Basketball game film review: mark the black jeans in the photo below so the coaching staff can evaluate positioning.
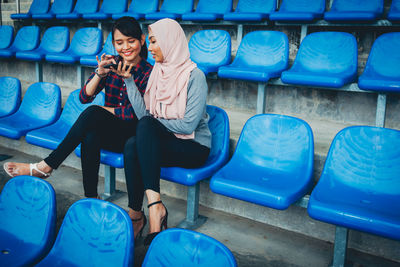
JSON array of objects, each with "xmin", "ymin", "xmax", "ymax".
[
  {"xmin": 124, "ymin": 116, "xmax": 210, "ymax": 211},
  {"xmin": 44, "ymin": 105, "xmax": 137, "ymax": 197}
]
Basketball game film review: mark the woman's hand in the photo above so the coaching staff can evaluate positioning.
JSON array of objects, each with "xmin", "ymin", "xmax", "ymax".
[
  {"xmin": 95, "ymin": 53, "xmax": 115, "ymax": 77},
  {"xmin": 111, "ymin": 61, "xmax": 134, "ymax": 79}
]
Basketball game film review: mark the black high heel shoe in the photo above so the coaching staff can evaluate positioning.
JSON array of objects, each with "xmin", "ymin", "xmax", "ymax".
[
  {"xmin": 132, "ymin": 210, "xmax": 147, "ymax": 240},
  {"xmin": 144, "ymin": 200, "xmax": 168, "ymax": 246}
]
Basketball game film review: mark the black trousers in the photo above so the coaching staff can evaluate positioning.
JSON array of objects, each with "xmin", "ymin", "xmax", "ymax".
[
  {"xmin": 44, "ymin": 105, "xmax": 137, "ymax": 197},
  {"xmin": 123, "ymin": 116, "xmax": 210, "ymax": 211}
]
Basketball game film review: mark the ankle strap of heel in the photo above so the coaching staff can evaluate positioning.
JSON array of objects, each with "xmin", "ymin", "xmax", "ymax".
[{"xmin": 147, "ymin": 200, "xmax": 162, "ymax": 209}]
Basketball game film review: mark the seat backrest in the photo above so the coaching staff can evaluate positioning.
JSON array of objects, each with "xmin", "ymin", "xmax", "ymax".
[
  {"xmin": 18, "ymin": 82, "xmax": 61, "ymax": 123},
  {"xmin": 70, "ymin": 27, "xmax": 102, "ymax": 56},
  {"xmin": 0, "ymin": 77, "xmax": 21, "ymax": 117},
  {"xmin": 28, "ymin": 0, "xmax": 51, "ymax": 14},
  {"xmin": 0, "ymin": 176, "xmax": 56, "ymax": 259},
  {"xmin": 99, "ymin": 0, "xmax": 127, "ymax": 13},
  {"xmin": 279, "ymin": 0, "xmax": 325, "ymax": 13},
  {"xmin": 292, "ymin": 32, "xmax": 357, "ymax": 75},
  {"xmin": 204, "ymin": 105, "xmax": 230, "ymax": 168},
  {"xmin": 40, "ymin": 26, "xmax": 69, "ymax": 53},
  {"xmin": 195, "ymin": 0, "xmax": 232, "ymax": 13},
  {"xmin": 160, "ymin": 0, "xmax": 194, "ymax": 14},
  {"xmin": 0, "ymin": 25, "xmax": 14, "ymax": 49},
  {"xmin": 231, "ymin": 114, "xmax": 314, "ymax": 177},
  {"xmin": 128, "ymin": 0, "xmax": 159, "ymax": 14},
  {"xmin": 390, "ymin": 0, "xmax": 400, "ymax": 13},
  {"xmin": 189, "ymin": 30, "xmax": 231, "ymax": 70},
  {"xmin": 49, "ymin": 0, "xmax": 75, "ymax": 14},
  {"xmin": 235, "ymin": 0, "xmax": 276, "ymax": 13},
  {"xmin": 37, "ymin": 199, "xmax": 134, "ymax": 267},
  {"xmin": 320, "ymin": 126, "xmax": 400, "ymax": 196},
  {"xmin": 102, "ymin": 32, "xmax": 117, "ymax": 56},
  {"xmin": 12, "ymin": 26, "xmax": 40, "ymax": 51},
  {"xmin": 330, "ymin": 0, "xmax": 383, "ymax": 13},
  {"xmin": 362, "ymin": 32, "xmax": 400, "ymax": 79},
  {"xmin": 234, "ymin": 31, "xmax": 288, "ymax": 71},
  {"xmin": 73, "ymin": 0, "xmax": 99, "ymax": 14},
  {"xmin": 142, "ymin": 229, "xmax": 237, "ymax": 267},
  {"xmin": 61, "ymin": 89, "xmax": 105, "ymax": 126}
]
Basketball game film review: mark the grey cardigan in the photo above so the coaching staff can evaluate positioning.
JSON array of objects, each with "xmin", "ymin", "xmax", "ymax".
[{"xmin": 124, "ymin": 68, "xmax": 211, "ymax": 148}]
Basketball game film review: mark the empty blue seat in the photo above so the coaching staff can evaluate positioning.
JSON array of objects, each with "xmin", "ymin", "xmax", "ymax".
[
  {"xmin": 308, "ymin": 126, "xmax": 400, "ymax": 265},
  {"xmin": 324, "ymin": 0, "xmax": 383, "ymax": 22},
  {"xmin": 32, "ymin": 0, "xmax": 75, "ymax": 20},
  {"xmin": 82, "ymin": 0, "xmax": 128, "ymax": 20},
  {"xmin": 189, "ymin": 30, "xmax": 231, "ymax": 75},
  {"xmin": 36, "ymin": 199, "xmax": 134, "ymax": 267},
  {"xmin": 80, "ymin": 32, "xmax": 117, "ymax": 66},
  {"xmin": 0, "ymin": 26, "xmax": 40, "ymax": 58},
  {"xmin": 388, "ymin": 0, "xmax": 400, "ymax": 21},
  {"xmin": 223, "ymin": 0, "xmax": 275, "ymax": 21},
  {"xmin": 142, "ymin": 229, "xmax": 237, "ymax": 266},
  {"xmin": 358, "ymin": 33, "xmax": 400, "ymax": 93},
  {"xmin": 112, "ymin": 0, "xmax": 159, "ymax": 20},
  {"xmin": 269, "ymin": 0, "xmax": 325, "ymax": 22},
  {"xmin": 46, "ymin": 27, "xmax": 102, "ymax": 64},
  {"xmin": 182, "ymin": 0, "xmax": 232, "ymax": 21},
  {"xmin": 16, "ymin": 26, "xmax": 69, "ymax": 61},
  {"xmin": 211, "ymin": 114, "xmax": 314, "ymax": 210},
  {"xmin": 26, "ymin": 89, "xmax": 105, "ymax": 150},
  {"xmin": 11, "ymin": 0, "xmax": 50, "ymax": 20},
  {"xmin": 145, "ymin": 0, "xmax": 194, "ymax": 20},
  {"xmin": 218, "ymin": 31, "xmax": 289, "ymax": 83},
  {"xmin": 0, "ymin": 77, "xmax": 21, "ymax": 118},
  {"xmin": 0, "ymin": 25, "xmax": 14, "ymax": 50},
  {"xmin": 0, "ymin": 176, "xmax": 56, "ymax": 266},
  {"xmin": 281, "ymin": 32, "xmax": 357, "ymax": 88},
  {"xmin": 0, "ymin": 82, "xmax": 61, "ymax": 139},
  {"xmin": 56, "ymin": 0, "xmax": 99, "ymax": 20}
]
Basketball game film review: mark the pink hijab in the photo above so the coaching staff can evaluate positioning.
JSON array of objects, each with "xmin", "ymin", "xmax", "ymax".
[{"xmin": 144, "ymin": 19, "xmax": 197, "ymax": 139}]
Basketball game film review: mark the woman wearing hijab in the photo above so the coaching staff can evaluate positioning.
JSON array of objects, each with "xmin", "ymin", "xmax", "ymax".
[{"xmin": 114, "ymin": 18, "xmax": 211, "ymax": 244}]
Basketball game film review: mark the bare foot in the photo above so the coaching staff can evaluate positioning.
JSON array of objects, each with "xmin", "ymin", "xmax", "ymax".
[{"xmin": 3, "ymin": 160, "xmax": 52, "ymax": 178}]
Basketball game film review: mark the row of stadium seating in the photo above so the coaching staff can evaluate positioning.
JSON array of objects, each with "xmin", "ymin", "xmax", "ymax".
[
  {"xmin": 10, "ymin": 0, "xmax": 400, "ymax": 23},
  {"xmin": 0, "ymin": 77, "xmax": 398, "ymax": 266},
  {"xmin": 0, "ymin": 176, "xmax": 237, "ymax": 266}
]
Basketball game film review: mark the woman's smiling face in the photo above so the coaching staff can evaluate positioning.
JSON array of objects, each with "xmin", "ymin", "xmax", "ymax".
[
  {"xmin": 113, "ymin": 29, "xmax": 144, "ymax": 65},
  {"xmin": 148, "ymin": 28, "xmax": 164, "ymax": 63}
]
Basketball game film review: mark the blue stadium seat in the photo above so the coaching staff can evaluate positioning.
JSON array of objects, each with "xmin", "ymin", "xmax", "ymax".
[
  {"xmin": 308, "ymin": 126, "xmax": 400, "ymax": 265},
  {"xmin": 182, "ymin": 0, "xmax": 232, "ymax": 21},
  {"xmin": 218, "ymin": 31, "xmax": 289, "ymax": 83},
  {"xmin": 0, "ymin": 25, "xmax": 14, "ymax": 50},
  {"xmin": 80, "ymin": 32, "xmax": 117, "ymax": 66},
  {"xmin": 143, "ymin": 229, "xmax": 237, "ymax": 267},
  {"xmin": 0, "ymin": 82, "xmax": 61, "ymax": 139},
  {"xmin": 269, "ymin": 0, "xmax": 325, "ymax": 22},
  {"xmin": 11, "ymin": 0, "xmax": 50, "ymax": 20},
  {"xmin": 223, "ymin": 0, "xmax": 275, "ymax": 21},
  {"xmin": 82, "ymin": 0, "xmax": 128, "ymax": 20},
  {"xmin": 211, "ymin": 114, "xmax": 314, "ymax": 210},
  {"xmin": 36, "ymin": 199, "xmax": 134, "ymax": 267},
  {"xmin": 56, "ymin": 0, "xmax": 99, "ymax": 20},
  {"xmin": 145, "ymin": 0, "xmax": 194, "ymax": 20},
  {"xmin": 0, "ymin": 26, "xmax": 40, "ymax": 58},
  {"xmin": 0, "ymin": 77, "xmax": 21, "ymax": 118},
  {"xmin": 358, "ymin": 33, "xmax": 400, "ymax": 93},
  {"xmin": 146, "ymin": 37, "xmax": 155, "ymax": 66},
  {"xmin": 16, "ymin": 26, "xmax": 69, "ymax": 61},
  {"xmin": 46, "ymin": 27, "xmax": 102, "ymax": 64},
  {"xmin": 112, "ymin": 0, "xmax": 159, "ymax": 20},
  {"xmin": 388, "ymin": 0, "xmax": 400, "ymax": 21},
  {"xmin": 324, "ymin": 0, "xmax": 384, "ymax": 22},
  {"xmin": 32, "ymin": 0, "xmax": 75, "ymax": 20},
  {"xmin": 26, "ymin": 89, "xmax": 105, "ymax": 150},
  {"xmin": 281, "ymin": 32, "xmax": 357, "ymax": 88},
  {"xmin": 189, "ymin": 30, "xmax": 231, "ymax": 75},
  {"xmin": 0, "ymin": 176, "xmax": 56, "ymax": 266}
]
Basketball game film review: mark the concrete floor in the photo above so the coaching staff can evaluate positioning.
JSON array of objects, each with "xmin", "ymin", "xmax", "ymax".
[{"xmin": 0, "ymin": 146, "xmax": 399, "ymax": 267}]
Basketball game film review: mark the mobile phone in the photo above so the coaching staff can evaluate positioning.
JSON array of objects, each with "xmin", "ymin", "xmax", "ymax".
[{"xmin": 103, "ymin": 58, "xmax": 120, "ymax": 69}]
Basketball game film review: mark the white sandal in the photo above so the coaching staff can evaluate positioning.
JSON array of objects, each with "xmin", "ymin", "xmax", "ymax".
[{"xmin": 3, "ymin": 162, "xmax": 51, "ymax": 178}]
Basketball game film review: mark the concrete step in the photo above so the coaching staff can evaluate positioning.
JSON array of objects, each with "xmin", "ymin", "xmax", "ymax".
[{"xmin": 1, "ymin": 2, "xmax": 31, "ymax": 12}]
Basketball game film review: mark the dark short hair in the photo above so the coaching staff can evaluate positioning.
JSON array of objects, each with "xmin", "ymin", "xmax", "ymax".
[{"xmin": 112, "ymin": 16, "xmax": 147, "ymax": 60}]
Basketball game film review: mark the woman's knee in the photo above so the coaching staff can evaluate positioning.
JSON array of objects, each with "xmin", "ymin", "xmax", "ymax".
[{"xmin": 123, "ymin": 136, "xmax": 137, "ymax": 159}]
